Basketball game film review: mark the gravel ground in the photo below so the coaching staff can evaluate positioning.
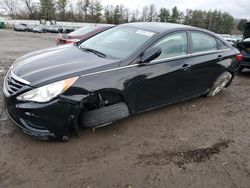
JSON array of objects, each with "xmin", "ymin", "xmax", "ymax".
[{"xmin": 1, "ymin": 29, "xmax": 250, "ymax": 188}]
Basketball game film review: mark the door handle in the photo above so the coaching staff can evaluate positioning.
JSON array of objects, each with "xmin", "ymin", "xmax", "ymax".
[
  {"xmin": 218, "ymin": 55, "xmax": 223, "ymax": 60},
  {"xmin": 182, "ymin": 64, "xmax": 192, "ymax": 70}
]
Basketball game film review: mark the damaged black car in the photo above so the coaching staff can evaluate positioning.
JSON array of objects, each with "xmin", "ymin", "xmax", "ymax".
[
  {"xmin": 236, "ymin": 22, "xmax": 250, "ymax": 71},
  {"xmin": 3, "ymin": 22, "xmax": 242, "ymax": 140}
]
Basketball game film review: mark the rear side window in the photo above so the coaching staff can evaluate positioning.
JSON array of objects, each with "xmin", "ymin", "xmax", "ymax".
[
  {"xmin": 217, "ymin": 40, "xmax": 229, "ymax": 50},
  {"xmin": 191, "ymin": 32, "xmax": 217, "ymax": 53},
  {"xmin": 152, "ymin": 32, "xmax": 188, "ymax": 60}
]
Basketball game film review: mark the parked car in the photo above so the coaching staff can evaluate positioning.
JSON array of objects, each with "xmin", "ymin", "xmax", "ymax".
[
  {"xmin": 63, "ymin": 26, "xmax": 75, "ymax": 33},
  {"xmin": 14, "ymin": 24, "xmax": 27, "ymax": 32},
  {"xmin": 233, "ymin": 35, "xmax": 243, "ymax": 41},
  {"xmin": 236, "ymin": 22, "xmax": 250, "ymax": 71},
  {"xmin": 3, "ymin": 22, "xmax": 242, "ymax": 140},
  {"xmin": 26, "ymin": 24, "xmax": 36, "ymax": 32},
  {"xmin": 33, "ymin": 25, "xmax": 47, "ymax": 33},
  {"xmin": 219, "ymin": 34, "xmax": 237, "ymax": 45},
  {"xmin": 56, "ymin": 24, "xmax": 114, "ymax": 45},
  {"xmin": 46, "ymin": 25, "xmax": 63, "ymax": 33}
]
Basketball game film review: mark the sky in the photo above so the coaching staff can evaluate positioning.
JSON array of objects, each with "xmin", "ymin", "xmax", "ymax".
[{"xmin": 102, "ymin": 0, "xmax": 250, "ymax": 19}]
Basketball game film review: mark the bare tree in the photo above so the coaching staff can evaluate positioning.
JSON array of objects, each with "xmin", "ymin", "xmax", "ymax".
[
  {"xmin": 39, "ymin": 0, "xmax": 56, "ymax": 21},
  {"xmin": 0, "ymin": 0, "xmax": 19, "ymax": 18},
  {"xmin": 119, "ymin": 4, "xmax": 126, "ymax": 23},
  {"xmin": 66, "ymin": 0, "xmax": 75, "ymax": 21},
  {"xmin": 148, "ymin": 4, "xmax": 157, "ymax": 22},
  {"xmin": 141, "ymin": 6, "xmax": 148, "ymax": 22},
  {"xmin": 76, "ymin": 0, "xmax": 84, "ymax": 20},
  {"xmin": 56, "ymin": 0, "xmax": 68, "ymax": 21},
  {"xmin": 21, "ymin": 0, "xmax": 37, "ymax": 19},
  {"xmin": 104, "ymin": 5, "xmax": 114, "ymax": 24},
  {"xmin": 83, "ymin": 0, "xmax": 89, "ymax": 22}
]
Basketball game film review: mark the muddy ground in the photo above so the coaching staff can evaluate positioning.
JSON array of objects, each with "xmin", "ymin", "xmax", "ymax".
[{"xmin": 0, "ymin": 29, "xmax": 250, "ymax": 188}]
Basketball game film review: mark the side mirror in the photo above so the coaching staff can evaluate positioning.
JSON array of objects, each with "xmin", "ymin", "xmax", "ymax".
[{"xmin": 141, "ymin": 47, "xmax": 162, "ymax": 63}]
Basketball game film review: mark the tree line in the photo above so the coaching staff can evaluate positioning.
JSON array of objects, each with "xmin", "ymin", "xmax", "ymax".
[{"xmin": 0, "ymin": 0, "xmax": 248, "ymax": 34}]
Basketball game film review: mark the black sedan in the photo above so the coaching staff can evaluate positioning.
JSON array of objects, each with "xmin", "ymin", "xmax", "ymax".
[{"xmin": 3, "ymin": 22, "xmax": 242, "ymax": 141}]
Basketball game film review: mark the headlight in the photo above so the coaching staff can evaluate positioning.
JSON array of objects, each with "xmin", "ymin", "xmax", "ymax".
[{"xmin": 17, "ymin": 77, "xmax": 78, "ymax": 102}]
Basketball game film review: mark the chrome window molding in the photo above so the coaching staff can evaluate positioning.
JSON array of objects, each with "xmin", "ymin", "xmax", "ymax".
[
  {"xmin": 151, "ymin": 48, "xmax": 231, "ymax": 63},
  {"xmin": 79, "ymin": 48, "xmax": 231, "ymax": 78},
  {"xmin": 151, "ymin": 54, "xmax": 192, "ymax": 63}
]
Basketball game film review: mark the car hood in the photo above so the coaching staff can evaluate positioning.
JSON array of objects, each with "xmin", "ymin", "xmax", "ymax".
[{"xmin": 12, "ymin": 44, "xmax": 118, "ymax": 86}]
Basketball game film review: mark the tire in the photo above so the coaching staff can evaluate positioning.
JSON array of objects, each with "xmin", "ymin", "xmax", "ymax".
[
  {"xmin": 80, "ymin": 102, "xmax": 129, "ymax": 128},
  {"xmin": 206, "ymin": 71, "xmax": 232, "ymax": 97}
]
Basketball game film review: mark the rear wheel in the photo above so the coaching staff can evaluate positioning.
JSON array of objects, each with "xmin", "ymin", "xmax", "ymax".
[{"xmin": 206, "ymin": 71, "xmax": 232, "ymax": 97}]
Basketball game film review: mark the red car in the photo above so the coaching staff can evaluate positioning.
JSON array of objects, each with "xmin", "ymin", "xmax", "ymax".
[{"xmin": 56, "ymin": 24, "xmax": 115, "ymax": 45}]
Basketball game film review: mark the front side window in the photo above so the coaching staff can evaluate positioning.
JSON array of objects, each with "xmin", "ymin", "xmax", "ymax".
[
  {"xmin": 80, "ymin": 27, "xmax": 156, "ymax": 59},
  {"xmin": 152, "ymin": 32, "xmax": 188, "ymax": 60},
  {"xmin": 191, "ymin": 32, "xmax": 217, "ymax": 53}
]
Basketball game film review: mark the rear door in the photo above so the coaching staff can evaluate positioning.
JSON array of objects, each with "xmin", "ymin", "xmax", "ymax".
[{"xmin": 187, "ymin": 31, "xmax": 231, "ymax": 94}]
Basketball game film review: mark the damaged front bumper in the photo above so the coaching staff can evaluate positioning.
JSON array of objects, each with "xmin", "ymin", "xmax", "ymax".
[{"xmin": 3, "ymin": 94, "xmax": 78, "ymax": 140}]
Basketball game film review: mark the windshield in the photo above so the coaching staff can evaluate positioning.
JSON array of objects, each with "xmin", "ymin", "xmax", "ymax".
[
  {"xmin": 69, "ymin": 26, "xmax": 98, "ymax": 37},
  {"xmin": 79, "ymin": 27, "xmax": 156, "ymax": 59}
]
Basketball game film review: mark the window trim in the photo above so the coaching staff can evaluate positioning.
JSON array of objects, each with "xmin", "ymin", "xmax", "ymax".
[
  {"xmin": 151, "ymin": 48, "xmax": 231, "ymax": 63},
  {"xmin": 138, "ymin": 30, "xmax": 231, "ymax": 64}
]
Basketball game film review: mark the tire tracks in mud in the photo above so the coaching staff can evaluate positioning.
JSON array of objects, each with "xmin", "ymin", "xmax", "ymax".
[{"xmin": 136, "ymin": 139, "xmax": 233, "ymax": 168}]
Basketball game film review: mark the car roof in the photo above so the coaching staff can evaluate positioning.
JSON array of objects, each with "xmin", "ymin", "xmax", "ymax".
[
  {"xmin": 88, "ymin": 24, "xmax": 115, "ymax": 28},
  {"xmin": 120, "ymin": 22, "xmax": 194, "ymax": 33}
]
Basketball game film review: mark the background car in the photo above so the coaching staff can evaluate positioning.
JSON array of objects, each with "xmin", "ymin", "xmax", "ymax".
[
  {"xmin": 46, "ymin": 25, "xmax": 64, "ymax": 33},
  {"xmin": 219, "ymin": 34, "xmax": 237, "ymax": 45},
  {"xmin": 63, "ymin": 26, "xmax": 75, "ymax": 33},
  {"xmin": 3, "ymin": 22, "xmax": 242, "ymax": 140},
  {"xmin": 14, "ymin": 23, "xmax": 27, "ymax": 32},
  {"xmin": 33, "ymin": 25, "xmax": 47, "ymax": 33},
  {"xmin": 56, "ymin": 24, "xmax": 115, "ymax": 45},
  {"xmin": 26, "ymin": 24, "xmax": 36, "ymax": 32},
  {"xmin": 236, "ymin": 22, "xmax": 250, "ymax": 71},
  {"xmin": 233, "ymin": 34, "xmax": 243, "ymax": 41}
]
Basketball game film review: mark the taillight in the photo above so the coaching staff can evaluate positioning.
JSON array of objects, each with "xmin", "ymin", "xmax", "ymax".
[
  {"xmin": 64, "ymin": 40, "xmax": 74, "ymax": 44},
  {"xmin": 55, "ymin": 37, "xmax": 60, "ymax": 45},
  {"xmin": 235, "ymin": 53, "xmax": 243, "ymax": 62}
]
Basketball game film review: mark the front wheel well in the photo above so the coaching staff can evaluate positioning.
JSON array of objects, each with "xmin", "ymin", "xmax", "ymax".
[
  {"xmin": 80, "ymin": 90, "xmax": 128, "ymax": 111},
  {"xmin": 76, "ymin": 90, "xmax": 129, "ymax": 128}
]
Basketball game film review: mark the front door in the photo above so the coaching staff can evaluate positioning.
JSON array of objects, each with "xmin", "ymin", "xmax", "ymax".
[{"xmin": 132, "ymin": 32, "xmax": 195, "ymax": 112}]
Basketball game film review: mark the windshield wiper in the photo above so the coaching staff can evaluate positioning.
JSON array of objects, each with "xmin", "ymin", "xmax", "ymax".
[{"xmin": 81, "ymin": 47, "xmax": 106, "ymax": 58}]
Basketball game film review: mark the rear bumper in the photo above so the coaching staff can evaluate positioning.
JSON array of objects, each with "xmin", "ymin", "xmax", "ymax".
[
  {"xmin": 240, "ymin": 51, "xmax": 250, "ymax": 68},
  {"xmin": 240, "ymin": 60, "xmax": 250, "ymax": 68}
]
